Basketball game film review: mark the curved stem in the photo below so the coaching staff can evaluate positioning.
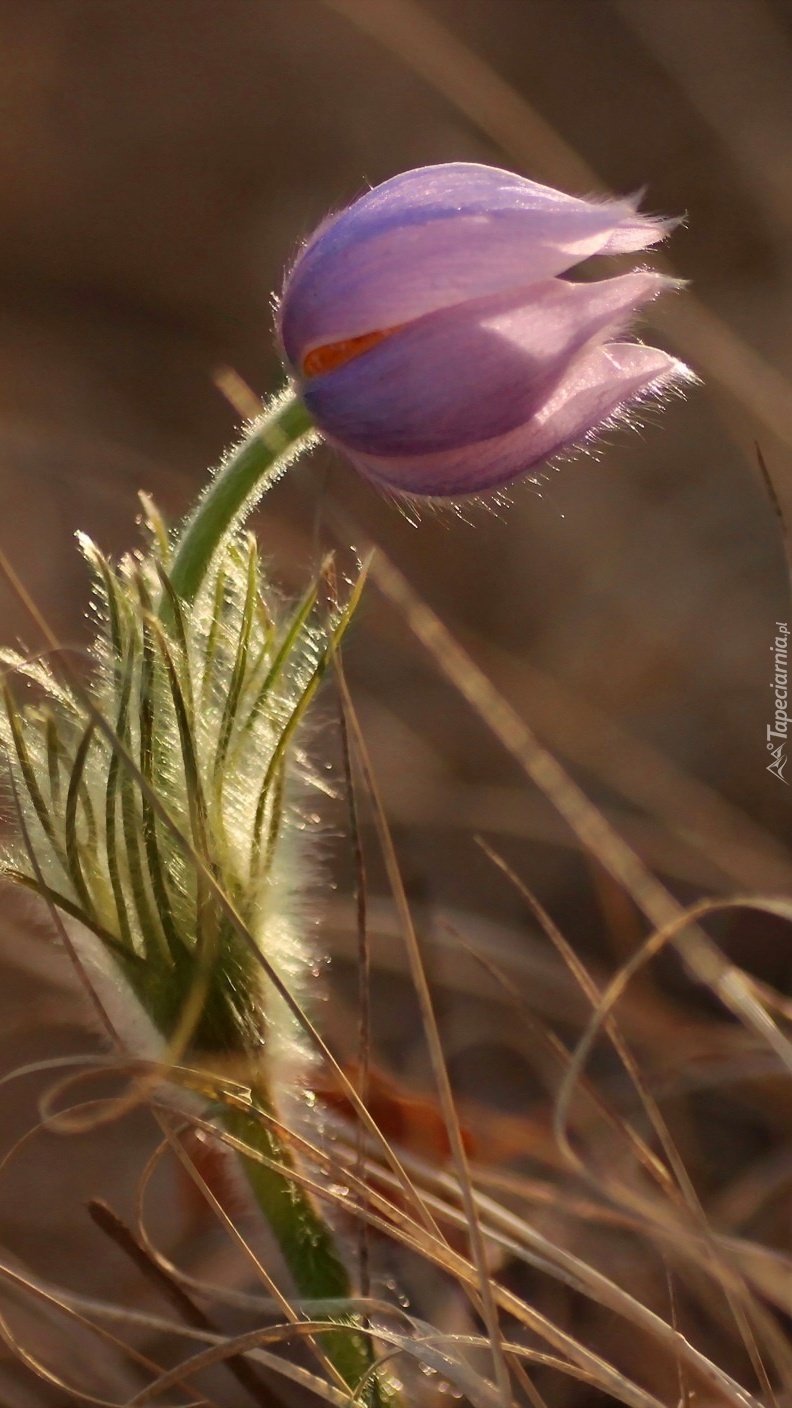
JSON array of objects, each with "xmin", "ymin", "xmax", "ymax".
[
  {"xmin": 165, "ymin": 389, "xmax": 390, "ymax": 1399},
  {"xmin": 168, "ymin": 388, "xmax": 316, "ymax": 606}
]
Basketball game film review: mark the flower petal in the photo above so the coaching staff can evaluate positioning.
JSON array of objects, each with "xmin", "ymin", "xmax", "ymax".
[
  {"xmin": 300, "ymin": 271, "xmax": 674, "ymax": 456},
  {"xmin": 334, "ymin": 343, "xmax": 693, "ymax": 497},
  {"xmin": 279, "ymin": 164, "xmax": 674, "ymax": 366}
]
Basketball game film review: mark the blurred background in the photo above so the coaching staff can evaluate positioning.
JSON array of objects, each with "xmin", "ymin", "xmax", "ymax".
[{"xmin": 1, "ymin": 1, "xmax": 792, "ymax": 1403}]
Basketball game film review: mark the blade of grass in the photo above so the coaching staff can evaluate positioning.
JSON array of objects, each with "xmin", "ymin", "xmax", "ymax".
[
  {"xmin": 333, "ymin": 669, "xmax": 513, "ymax": 1408},
  {"xmin": 366, "ymin": 550, "xmax": 792, "ymax": 1076}
]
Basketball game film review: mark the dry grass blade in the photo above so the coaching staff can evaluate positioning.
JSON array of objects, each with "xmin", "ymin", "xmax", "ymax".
[
  {"xmin": 86, "ymin": 1199, "xmax": 280, "ymax": 1408},
  {"xmin": 140, "ymin": 1117, "xmax": 353, "ymax": 1398},
  {"xmin": 367, "ymin": 548, "xmax": 792, "ymax": 1073},
  {"xmin": 559, "ymin": 894, "xmax": 792, "ymax": 1145},
  {"xmin": 344, "ymin": 1139, "xmax": 767, "ymax": 1408},
  {"xmin": 0, "ymin": 1255, "xmax": 213, "ymax": 1408},
  {"xmin": 334, "ymin": 666, "xmax": 514, "ymax": 1407},
  {"xmin": 475, "ymin": 840, "xmax": 671, "ymax": 1187},
  {"xmin": 132, "ymin": 1114, "xmax": 510, "ymax": 1408},
  {"xmin": 378, "ymin": 628, "xmax": 792, "ymax": 895},
  {"xmin": 755, "ymin": 444, "xmax": 792, "ymax": 608},
  {"xmin": 137, "ymin": 1091, "xmax": 668, "ymax": 1408},
  {"xmin": 124, "ymin": 1318, "xmax": 506, "ymax": 1408},
  {"xmin": 475, "ymin": 847, "xmax": 786, "ymax": 1392},
  {"xmin": 163, "ymin": 1071, "xmax": 771, "ymax": 1408},
  {"xmin": 334, "ymin": 655, "xmax": 374, "ymax": 1305}
]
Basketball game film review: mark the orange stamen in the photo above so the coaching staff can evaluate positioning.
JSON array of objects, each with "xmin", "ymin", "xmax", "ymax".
[{"xmin": 302, "ymin": 323, "xmax": 404, "ymax": 378}]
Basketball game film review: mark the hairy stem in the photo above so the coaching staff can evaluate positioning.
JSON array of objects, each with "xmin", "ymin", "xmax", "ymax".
[
  {"xmin": 165, "ymin": 391, "xmax": 387, "ymax": 1399},
  {"xmin": 225, "ymin": 1093, "xmax": 380, "ymax": 1398},
  {"xmin": 168, "ymin": 389, "xmax": 315, "ymax": 606}
]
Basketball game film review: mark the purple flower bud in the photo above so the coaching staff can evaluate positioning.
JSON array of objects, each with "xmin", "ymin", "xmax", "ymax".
[{"xmin": 276, "ymin": 163, "xmax": 693, "ymax": 496}]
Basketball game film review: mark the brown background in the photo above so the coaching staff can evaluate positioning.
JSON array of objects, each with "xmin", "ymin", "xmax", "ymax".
[{"xmin": 0, "ymin": 2, "xmax": 791, "ymax": 1403}]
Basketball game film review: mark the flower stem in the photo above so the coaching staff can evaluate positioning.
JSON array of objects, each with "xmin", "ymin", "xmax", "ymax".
[
  {"xmin": 165, "ymin": 389, "xmax": 388, "ymax": 1399},
  {"xmin": 225, "ymin": 1092, "xmax": 382, "ymax": 1398},
  {"xmin": 168, "ymin": 388, "xmax": 315, "ymax": 605}
]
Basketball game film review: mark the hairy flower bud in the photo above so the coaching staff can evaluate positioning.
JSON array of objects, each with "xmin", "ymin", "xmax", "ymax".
[{"xmin": 277, "ymin": 163, "xmax": 693, "ymax": 495}]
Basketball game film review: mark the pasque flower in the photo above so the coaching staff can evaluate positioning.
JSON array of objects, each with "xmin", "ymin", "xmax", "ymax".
[{"xmin": 277, "ymin": 163, "xmax": 692, "ymax": 496}]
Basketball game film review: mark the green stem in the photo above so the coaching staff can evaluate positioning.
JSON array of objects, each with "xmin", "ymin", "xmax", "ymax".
[
  {"xmin": 224, "ymin": 1093, "xmax": 381, "ymax": 1399},
  {"xmin": 168, "ymin": 389, "xmax": 315, "ymax": 606},
  {"xmin": 166, "ymin": 389, "xmax": 388, "ymax": 1399}
]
